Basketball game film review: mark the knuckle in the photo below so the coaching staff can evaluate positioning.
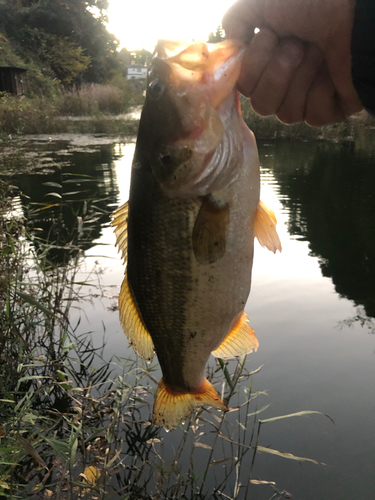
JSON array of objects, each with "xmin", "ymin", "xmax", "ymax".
[
  {"xmin": 250, "ymin": 98, "xmax": 274, "ymax": 116},
  {"xmin": 277, "ymin": 108, "xmax": 304, "ymax": 124}
]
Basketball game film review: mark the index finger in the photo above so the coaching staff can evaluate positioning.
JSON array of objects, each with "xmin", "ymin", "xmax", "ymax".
[{"xmin": 222, "ymin": 0, "xmax": 264, "ymax": 41}]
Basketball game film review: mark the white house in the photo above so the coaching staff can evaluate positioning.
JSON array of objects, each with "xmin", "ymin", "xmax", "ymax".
[{"xmin": 127, "ymin": 64, "xmax": 147, "ymax": 80}]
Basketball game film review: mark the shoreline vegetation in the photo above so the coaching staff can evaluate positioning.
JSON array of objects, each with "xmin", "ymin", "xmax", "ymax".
[
  {"xmin": 1, "ymin": 85, "xmax": 374, "ymax": 143},
  {"xmin": 0, "ymin": 82, "xmax": 143, "ymax": 137}
]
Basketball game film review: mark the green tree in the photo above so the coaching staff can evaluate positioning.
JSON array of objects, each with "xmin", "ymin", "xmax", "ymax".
[
  {"xmin": 43, "ymin": 36, "xmax": 91, "ymax": 87},
  {"xmin": 207, "ymin": 26, "xmax": 226, "ymax": 43},
  {"xmin": 118, "ymin": 48, "xmax": 132, "ymax": 67},
  {"xmin": 130, "ymin": 48, "xmax": 153, "ymax": 67},
  {"xmin": 0, "ymin": 0, "xmax": 118, "ymax": 83}
]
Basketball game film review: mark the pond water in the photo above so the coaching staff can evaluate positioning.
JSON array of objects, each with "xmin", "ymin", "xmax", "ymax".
[{"xmin": 7, "ymin": 133, "xmax": 375, "ymax": 499}]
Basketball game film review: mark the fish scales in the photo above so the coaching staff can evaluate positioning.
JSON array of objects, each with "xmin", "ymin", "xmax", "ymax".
[
  {"xmin": 128, "ymin": 169, "xmax": 199, "ymax": 390},
  {"xmin": 111, "ymin": 39, "xmax": 281, "ymax": 429}
]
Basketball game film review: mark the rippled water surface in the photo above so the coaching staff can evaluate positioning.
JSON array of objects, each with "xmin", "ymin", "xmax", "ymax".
[{"xmin": 9, "ymin": 135, "xmax": 375, "ymax": 499}]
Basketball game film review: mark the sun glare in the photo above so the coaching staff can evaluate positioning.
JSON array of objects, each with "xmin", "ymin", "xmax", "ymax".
[{"xmin": 107, "ymin": 0, "xmax": 236, "ymax": 51}]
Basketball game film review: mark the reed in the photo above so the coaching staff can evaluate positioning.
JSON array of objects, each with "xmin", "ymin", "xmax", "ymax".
[{"xmin": 0, "ymin": 81, "xmax": 143, "ymax": 135}]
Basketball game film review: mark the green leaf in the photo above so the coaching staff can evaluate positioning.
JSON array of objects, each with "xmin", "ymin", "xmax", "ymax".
[
  {"xmin": 247, "ymin": 404, "xmax": 271, "ymax": 418},
  {"xmin": 256, "ymin": 445, "xmax": 321, "ymax": 465},
  {"xmin": 69, "ymin": 423, "xmax": 82, "ymax": 470},
  {"xmin": 44, "ymin": 192, "xmax": 62, "ymax": 199},
  {"xmin": 63, "ymin": 173, "xmax": 93, "ymax": 178},
  {"xmin": 43, "ymin": 437, "xmax": 70, "ymax": 462},
  {"xmin": 260, "ymin": 410, "xmax": 334, "ymax": 425},
  {"xmin": 42, "ymin": 182, "xmax": 62, "ymax": 188},
  {"xmin": 17, "ymin": 375, "xmax": 52, "ymax": 383},
  {"xmin": 59, "ymin": 383, "xmax": 73, "ymax": 391},
  {"xmin": 218, "ymin": 359, "xmax": 233, "ymax": 389},
  {"xmin": 63, "ymin": 179, "xmax": 93, "ymax": 183},
  {"xmin": 56, "ymin": 370, "xmax": 66, "ymax": 381},
  {"xmin": 16, "ymin": 291, "xmax": 55, "ymax": 317},
  {"xmin": 16, "ymin": 436, "xmax": 47, "ymax": 470}
]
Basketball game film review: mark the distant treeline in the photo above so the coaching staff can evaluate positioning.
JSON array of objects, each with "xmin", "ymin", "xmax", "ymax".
[{"xmin": 0, "ymin": 0, "xmax": 152, "ymax": 94}]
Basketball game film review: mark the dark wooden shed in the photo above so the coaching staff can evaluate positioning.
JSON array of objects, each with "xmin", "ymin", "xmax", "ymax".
[{"xmin": 0, "ymin": 66, "xmax": 28, "ymax": 95}]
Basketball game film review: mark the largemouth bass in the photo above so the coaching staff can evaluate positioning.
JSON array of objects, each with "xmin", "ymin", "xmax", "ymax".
[{"xmin": 111, "ymin": 39, "xmax": 281, "ymax": 430}]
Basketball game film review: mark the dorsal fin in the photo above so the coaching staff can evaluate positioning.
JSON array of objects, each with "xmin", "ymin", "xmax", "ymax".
[
  {"xmin": 119, "ymin": 272, "xmax": 154, "ymax": 362},
  {"xmin": 111, "ymin": 202, "xmax": 129, "ymax": 263},
  {"xmin": 254, "ymin": 201, "xmax": 282, "ymax": 253},
  {"xmin": 212, "ymin": 311, "xmax": 258, "ymax": 359}
]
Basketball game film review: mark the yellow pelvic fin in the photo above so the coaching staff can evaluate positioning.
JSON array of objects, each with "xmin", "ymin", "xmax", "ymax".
[
  {"xmin": 192, "ymin": 195, "xmax": 230, "ymax": 265},
  {"xmin": 152, "ymin": 378, "xmax": 228, "ymax": 430},
  {"xmin": 110, "ymin": 201, "xmax": 129, "ymax": 263},
  {"xmin": 119, "ymin": 272, "xmax": 154, "ymax": 362},
  {"xmin": 254, "ymin": 201, "xmax": 282, "ymax": 253},
  {"xmin": 212, "ymin": 311, "xmax": 259, "ymax": 359}
]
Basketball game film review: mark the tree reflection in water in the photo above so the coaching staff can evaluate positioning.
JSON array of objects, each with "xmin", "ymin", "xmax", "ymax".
[{"xmin": 262, "ymin": 137, "xmax": 375, "ymax": 324}]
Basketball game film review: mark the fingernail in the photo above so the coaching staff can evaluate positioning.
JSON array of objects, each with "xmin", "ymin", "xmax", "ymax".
[{"xmin": 278, "ymin": 40, "xmax": 304, "ymax": 67}]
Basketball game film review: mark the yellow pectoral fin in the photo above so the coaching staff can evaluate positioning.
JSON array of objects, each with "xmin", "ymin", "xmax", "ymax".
[
  {"xmin": 118, "ymin": 273, "xmax": 154, "ymax": 362},
  {"xmin": 254, "ymin": 201, "xmax": 282, "ymax": 253},
  {"xmin": 152, "ymin": 378, "xmax": 228, "ymax": 430},
  {"xmin": 110, "ymin": 201, "xmax": 129, "ymax": 263},
  {"xmin": 212, "ymin": 311, "xmax": 259, "ymax": 359}
]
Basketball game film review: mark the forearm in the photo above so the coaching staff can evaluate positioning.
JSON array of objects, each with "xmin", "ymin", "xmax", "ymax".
[{"xmin": 351, "ymin": 0, "xmax": 375, "ymax": 113}]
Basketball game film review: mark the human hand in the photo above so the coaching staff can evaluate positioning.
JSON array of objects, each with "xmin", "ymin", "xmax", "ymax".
[{"xmin": 222, "ymin": 0, "xmax": 363, "ymax": 125}]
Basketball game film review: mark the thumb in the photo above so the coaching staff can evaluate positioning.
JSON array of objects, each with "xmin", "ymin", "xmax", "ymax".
[{"xmin": 222, "ymin": 0, "xmax": 265, "ymax": 41}]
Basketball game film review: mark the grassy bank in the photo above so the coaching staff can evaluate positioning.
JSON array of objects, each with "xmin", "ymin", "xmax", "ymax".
[
  {"xmin": 2, "ymin": 83, "xmax": 375, "ymax": 141},
  {"xmin": 0, "ymin": 81, "xmax": 144, "ymax": 136}
]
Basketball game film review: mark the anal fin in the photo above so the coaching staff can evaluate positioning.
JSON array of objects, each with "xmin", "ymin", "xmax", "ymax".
[
  {"xmin": 119, "ymin": 272, "xmax": 154, "ymax": 362},
  {"xmin": 152, "ymin": 378, "xmax": 227, "ymax": 430},
  {"xmin": 254, "ymin": 201, "xmax": 282, "ymax": 253},
  {"xmin": 110, "ymin": 201, "xmax": 129, "ymax": 263},
  {"xmin": 212, "ymin": 311, "xmax": 258, "ymax": 359}
]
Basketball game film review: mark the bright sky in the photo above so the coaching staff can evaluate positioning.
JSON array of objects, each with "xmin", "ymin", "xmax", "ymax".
[{"xmin": 107, "ymin": 0, "xmax": 236, "ymax": 51}]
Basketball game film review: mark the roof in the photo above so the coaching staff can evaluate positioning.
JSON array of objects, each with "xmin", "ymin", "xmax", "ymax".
[
  {"xmin": 128, "ymin": 64, "xmax": 147, "ymax": 69},
  {"xmin": 0, "ymin": 66, "xmax": 28, "ymax": 72}
]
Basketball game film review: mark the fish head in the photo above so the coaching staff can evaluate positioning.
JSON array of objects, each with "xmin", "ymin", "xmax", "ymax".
[{"xmin": 139, "ymin": 39, "xmax": 245, "ymax": 197}]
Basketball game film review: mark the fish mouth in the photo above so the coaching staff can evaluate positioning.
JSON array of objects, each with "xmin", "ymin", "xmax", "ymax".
[{"xmin": 153, "ymin": 39, "xmax": 245, "ymax": 109}]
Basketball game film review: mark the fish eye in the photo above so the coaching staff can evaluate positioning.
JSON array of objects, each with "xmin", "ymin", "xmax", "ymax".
[{"xmin": 148, "ymin": 79, "xmax": 165, "ymax": 100}]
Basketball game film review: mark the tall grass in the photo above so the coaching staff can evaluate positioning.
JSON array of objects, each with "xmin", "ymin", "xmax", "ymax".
[
  {"xmin": 0, "ymin": 80, "xmax": 144, "ymax": 135},
  {"xmin": 57, "ymin": 82, "xmax": 143, "ymax": 116},
  {"xmin": 0, "ymin": 92, "xmax": 58, "ymax": 135}
]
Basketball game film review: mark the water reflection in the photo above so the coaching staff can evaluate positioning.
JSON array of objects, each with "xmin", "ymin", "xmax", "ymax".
[
  {"xmin": 259, "ymin": 139, "xmax": 375, "ymax": 320},
  {"xmin": 15, "ymin": 142, "xmax": 120, "ymax": 264}
]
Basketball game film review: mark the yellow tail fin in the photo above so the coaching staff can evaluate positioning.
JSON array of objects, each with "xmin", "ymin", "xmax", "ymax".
[{"xmin": 152, "ymin": 378, "xmax": 228, "ymax": 430}]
